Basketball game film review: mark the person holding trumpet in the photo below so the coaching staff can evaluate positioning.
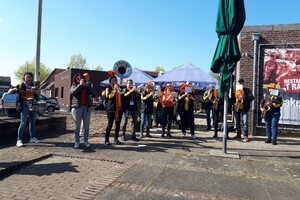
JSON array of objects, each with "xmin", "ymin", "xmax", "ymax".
[
  {"xmin": 233, "ymin": 78, "xmax": 254, "ymax": 142},
  {"xmin": 177, "ymin": 83, "xmax": 197, "ymax": 139},
  {"xmin": 140, "ymin": 80, "xmax": 155, "ymax": 138},
  {"xmin": 103, "ymin": 72, "xmax": 124, "ymax": 145},
  {"xmin": 260, "ymin": 83, "xmax": 283, "ymax": 145}
]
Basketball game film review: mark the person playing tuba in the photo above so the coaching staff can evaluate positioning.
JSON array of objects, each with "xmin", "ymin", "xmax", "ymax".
[{"xmin": 233, "ymin": 79, "xmax": 254, "ymax": 142}]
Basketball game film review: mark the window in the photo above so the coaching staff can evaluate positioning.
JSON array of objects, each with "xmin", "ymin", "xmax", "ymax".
[
  {"xmin": 60, "ymin": 87, "xmax": 64, "ymax": 98},
  {"xmin": 54, "ymin": 88, "xmax": 59, "ymax": 98}
]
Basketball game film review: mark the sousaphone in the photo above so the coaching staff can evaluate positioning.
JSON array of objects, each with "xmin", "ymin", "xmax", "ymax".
[{"xmin": 113, "ymin": 60, "xmax": 132, "ymax": 80}]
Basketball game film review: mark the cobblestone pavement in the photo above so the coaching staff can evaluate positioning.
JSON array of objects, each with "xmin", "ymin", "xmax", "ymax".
[{"xmin": 0, "ymin": 110, "xmax": 299, "ymax": 200}]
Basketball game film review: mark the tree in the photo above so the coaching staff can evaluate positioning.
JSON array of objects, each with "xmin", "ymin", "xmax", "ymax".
[
  {"xmin": 67, "ymin": 54, "xmax": 88, "ymax": 69},
  {"xmin": 154, "ymin": 66, "xmax": 165, "ymax": 73},
  {"xmin": 94, "ymin": 65, "xmax": 104, "ymax": 71},
  {"xmin": 14, "ymin": 58, "xmax": 51, "ymax": 82}
]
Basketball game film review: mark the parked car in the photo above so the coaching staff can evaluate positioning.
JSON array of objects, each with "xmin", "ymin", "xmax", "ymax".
[{"xmin": 0, "ymin": 93, "xmax": 60, "ymax": 117}]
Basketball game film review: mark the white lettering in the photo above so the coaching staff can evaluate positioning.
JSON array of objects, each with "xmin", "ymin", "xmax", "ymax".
[
  {"xmin": 284, "ymin": 97, "xmax": 300, "ymax": 107},
  {"xmin": 291, "ymin": 83, "xmax": 300, "ymax": 90}
]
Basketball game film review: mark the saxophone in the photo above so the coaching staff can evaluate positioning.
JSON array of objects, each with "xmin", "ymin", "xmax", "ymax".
[
  {"xmin": 260, "ymin": 97, "xmax": 272, "ymax": 118},
  {"xmin": 234, "ymin": 90, "xmax": 244, "ymax": 112}
]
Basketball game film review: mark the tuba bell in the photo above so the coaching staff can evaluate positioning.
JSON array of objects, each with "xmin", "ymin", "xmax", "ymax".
[{"xmin": 113, "ymin": 60, "xmax": 132, "ymax": 80}]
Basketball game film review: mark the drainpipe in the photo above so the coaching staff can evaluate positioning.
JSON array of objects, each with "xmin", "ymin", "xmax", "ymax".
[{"xmin": 251, "ymin": 33, "xmax": 261, "ymax": 136}]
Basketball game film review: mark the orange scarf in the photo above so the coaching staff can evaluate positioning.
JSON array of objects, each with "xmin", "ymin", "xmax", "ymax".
[{"xmin": 112, "ymin": 84, "xmax": 122, "ymax": 120}]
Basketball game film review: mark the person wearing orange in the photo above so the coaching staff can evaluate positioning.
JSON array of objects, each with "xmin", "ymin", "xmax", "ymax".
[
  {"xmin": 103, "ymin": 74, "xmax": 123, "ymax": 145},
  {"xmin": 177, "ymin": 83, "xmax": 197, "ymax": 139},
  {"xmin": 233, "ymin": 78, "xmax": 254, "ymax": 142},
  {"xmin": 8, "ymin": 72, "xmax": 40, "ymax": 147},
  {"xmin": 160, "ymin": 84, "xmax": 175, "ymax": 138},
  {"xmin": 260, "ymin": 83, "xmax": 283, "ymax": 145}
]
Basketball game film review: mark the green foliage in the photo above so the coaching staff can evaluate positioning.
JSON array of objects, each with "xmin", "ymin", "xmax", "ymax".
[
  {"xmin": 14, "ymin": 58, "xmax": 51, "ymax": 82},
  {"xmin": 67, "ymin": 54, "xmax": 88, "ymax": 69},
  {"xmin": 94, "ymin": 65, "xmax": 104, "ymax": 71},
  {"xmin": 154, "ymin": 66, "xmax": 165, "ymax": 73}
]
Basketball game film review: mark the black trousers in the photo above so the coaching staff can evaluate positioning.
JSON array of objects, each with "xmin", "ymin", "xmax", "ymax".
[
  {"xmin": 179, "ymin": 110, "xmax": 195, "ymax": 135},
  {"xmin": 105, "ymin": 111, "xmax": 123, "ymax": 142},
  {"xmin": 162, "ymin": 107, "xmax": 174, "ymax": 135}
]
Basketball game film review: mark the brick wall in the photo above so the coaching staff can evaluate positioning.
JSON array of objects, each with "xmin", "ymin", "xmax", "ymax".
[{"xmin": 238, "ymin": 24, "xmax": 300, "ymax": 136}]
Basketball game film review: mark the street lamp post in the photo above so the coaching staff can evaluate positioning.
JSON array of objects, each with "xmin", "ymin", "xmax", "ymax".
[{"xmin": 35, "ymin": 0, "xmax": 43, "ymax": 87}]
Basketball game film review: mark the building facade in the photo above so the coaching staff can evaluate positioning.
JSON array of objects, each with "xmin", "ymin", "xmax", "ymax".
[{"xmin": 238, "ymin": 23, "xmax": 300, "ymax": 136}]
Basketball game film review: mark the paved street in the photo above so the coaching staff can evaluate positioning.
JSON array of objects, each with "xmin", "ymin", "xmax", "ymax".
[{"xmin": 0, "ymin": 111, "xmax": 299, "ymax": 200}]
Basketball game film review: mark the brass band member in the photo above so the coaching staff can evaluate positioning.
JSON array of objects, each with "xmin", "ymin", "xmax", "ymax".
[
  {"xmin": 160, "ymin": 84, "xmax": 175, "ymax": 138},
  {"xmin": 140, "ymin": 81, "xmax": 155, "ymax": 138},
  {"xmin": 153, "ymin": 85, "xmax": 163, "ymax": 129},
  {"xmin": 178, "ymin": 83, "xmax": 197, "ymax": 139},
  {"xmin": 203, "ymin": 84, "xmax": 215, "ymax": 131},
  {"xmin": 7, "ymin": 72, "xmax": 40, "ymax": 147},
  {"xmin": 121, "ymin": 78, "xmax": 139, "ymax": 141},
  {"xmin": 104, "ymin": 72, "xmax": 123, "ymax": 145},
  {"xmin": 233, "ymin": 79, "xmax": 254, "ymax": 142},
  {"xmin": 212, "ymin": 89, "xmax": 223, "ymax": 138},
  {"xmin": 260, "ymin": 83, "xmax": 283, "ymax": 145}
]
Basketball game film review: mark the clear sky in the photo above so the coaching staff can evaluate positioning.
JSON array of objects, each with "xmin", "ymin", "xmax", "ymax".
[{"xmin": 0, "ymin": 0, "xmax": 299, "ymax": 84}]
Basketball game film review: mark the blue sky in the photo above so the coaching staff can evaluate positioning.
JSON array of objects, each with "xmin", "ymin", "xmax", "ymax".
[{"xmin": 0, "ymin": 0, "xmax": 299, "ymax": 84}]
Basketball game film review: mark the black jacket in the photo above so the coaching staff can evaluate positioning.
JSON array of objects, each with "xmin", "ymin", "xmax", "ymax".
[{"xmin": 70, "ymin": 84, "xmax": 96, "ymax": 108}]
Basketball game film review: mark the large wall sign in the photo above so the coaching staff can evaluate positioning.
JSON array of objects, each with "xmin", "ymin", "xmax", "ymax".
[{"xmin": 263, "ymin": 48, "xmax": 300, "ymax": 125}]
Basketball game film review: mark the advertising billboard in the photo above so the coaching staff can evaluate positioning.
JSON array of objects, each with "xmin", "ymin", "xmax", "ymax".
[{"xmin": 263, "ymin": 48, "xmax": 300, "ymax": 125}]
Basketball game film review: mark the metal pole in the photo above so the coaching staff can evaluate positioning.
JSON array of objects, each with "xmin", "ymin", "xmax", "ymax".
[
  {"xmin": 251, "ymin": 33, "xmax": 261, "ymax": 136},
  {"xmin": 222, "ymin": 91, "xmax": 228, "ymax": 154},
  {"xmin": 35, "ymin": 0, "xmax": 43, "ymax": 86}
]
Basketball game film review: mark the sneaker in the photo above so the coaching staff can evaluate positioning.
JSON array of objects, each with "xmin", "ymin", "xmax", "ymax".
[
  {"xmin": 243, "ymin": 136, "xmax": 249, "ymax": 142},
  {"xmin": 272, "ymin": 140, "xmax": 277, "ymax": 145},
  {"xmin": 105, "ymin": 141, "xmax": 111, "ymax": 146},
  {"xmin": 30, "ymin": 137, "xmax": 40, "ymax": 143},
  {"xmin": 79, "ymin": 131, "xmax": 84, "ymax": 136},
  {"xmin": 84, "ymin": 141, "xmax": 91, "ymax": 148},
  {"xmin": 74, "ymin": 142, "xmax": 80, "ymax": 149},
  {"xmin": 16, "ymin": 140, "xmax": 23, "ymax": 147},
  {"xmin": 191, "ymin": 134, "xmax": 197, "ymax": 140}
]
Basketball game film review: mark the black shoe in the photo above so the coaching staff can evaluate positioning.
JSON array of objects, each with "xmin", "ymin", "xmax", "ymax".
[
  {"xmin": 233, "ymin": 134, "xmax": 241, "ymax": 139},
  {"xmin": 121, "ymin": 135, "xmax": 127, "ymax": 141},
  {"xmin": 114, "ymin": 140, "xmax": 122, "ymax": 145},
  {"xmin": 167, "ymin": 134, "xmax": 172, "ymax": 138},
  {"xmin": 206, "ymin": 127, "xmax": 211, "ymax": 131},
  {"xmin": 161, "ymin": 134, "xmax": 165, "ymax": 138},
  {"xmin": 132, "ymin": 137, "xmax": 139, "ymax": 141},
  {"xmin": 265, "ymin": 138, "xmax": 271, "ymax": 143},
  {"xmin": 213, "ymin": 134, "xmax": 218, "ymax": 138},
  {"xmin": 272, "ymin": 140, "xmax": 277, "ymax": 145}
]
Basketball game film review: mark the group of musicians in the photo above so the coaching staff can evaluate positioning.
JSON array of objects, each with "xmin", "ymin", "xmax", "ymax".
[
  {"xmin": 203, "ymin": 78, "xmax": 283, "ymax": 145},
  {"xmin": 102, "ymin": 73, "xmax": 197, "ymax": 145},
  {"xmin": 10, "ymin": 71, "xmax": 283, "ymax": 149}
]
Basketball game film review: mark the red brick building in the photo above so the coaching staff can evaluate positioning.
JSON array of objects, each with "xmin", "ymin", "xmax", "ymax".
[{"xmin": 237, "ymin": 23, "xmax": 300, "ymax": 136}]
